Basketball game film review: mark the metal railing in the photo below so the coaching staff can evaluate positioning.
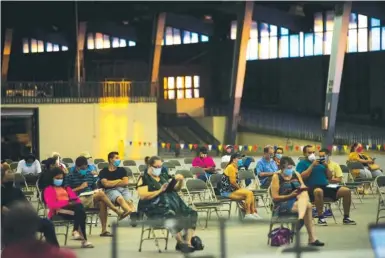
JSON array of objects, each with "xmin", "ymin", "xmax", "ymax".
[
  {"xmin": 1, "ymin": 81, "xmax": 157, "ymax": 104},
  {"xmin": 205, "ymin": 106, "xmax": 385, "ymax": 145}
]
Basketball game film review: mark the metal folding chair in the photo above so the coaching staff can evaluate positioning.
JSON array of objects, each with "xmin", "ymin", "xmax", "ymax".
[
  {"xmin": 374, "ymin": 176, "xmax": 385, "ymax": 224},
  {"xmin": 94, "ymin": 158, "xmax": 105, "ymax": 165},
  {"xmin": 207, "ymin": 173, "xmax": 232, "ymax": 218},
  {"xmin": 123, "ymin": 160, "xmax": 137, "ymax": 166},
  {"xmin": 97, "ymin": 162, "xmax": 108, "ymax": 171},
  {"xmin": 138, "ymin": 214, "xmax": 170, "ymax": 253}
]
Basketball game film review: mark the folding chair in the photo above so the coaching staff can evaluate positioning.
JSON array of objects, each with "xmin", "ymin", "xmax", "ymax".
[
  {"xmin": 62, "ymin": 158, "xmax": 74, "ymax": 165},
  {"xmin": 175, "ymin": 170, "xmax": 194, "ymax": 179},
  {"xmin": 127, "ymin": 165, "xmax": 141, "ymax": 180},
  {"xmin": 14, "ymin": 173, "xmax": 34, "ymax": 201},
  {"xmin": 248, "ymin": 162, "xmax": 257, "ymax": 171},
  {"xmin": 10, "ymin": 162, "xmax": 18, "ymax": 172},
  {"xmin": 168, "ymin": 159, "xmax": 182, "ymax": 167},
  {"xmin": 375, "ymin": 176, "xmax": 385, "ymax": 224},
  {"xmin": 347, "ymin": 161, "xmax": 375, "ymax": 197},
  {"xmin": 207, "ymin": 174, "xmax": 232, "ymax": 218},
  {"xmin": 122, "ymin": 166, "xmax": 139, "ymax": 188},
  {"xmin": 184, "ymin": 158, "xmax": 193, "ymax": 165},
  {"xmin": 266, "ymin": 186, "xmax": 297, "ymax": 245},
  {"xmin": 97, "ymin": 162, "xmax": 108, "ymax": 171},
  {"xmin": 190, "ymin": 167, "xmax": 205, "ymax": 179},
  {"xmin": 138, "ymin": 214, "xmax": 170, "ymax": 253},
  {"xmin": 220, "ymin": 162, "xmax": 227, "ymax": 170},
  {"xmin": 138, "ymin": 164, "xmax": 147, "ymax": 172},
  {"xmin": 185, "ymin": 179, "xmax": 222, "ymax": 229},
  {"xmin": 94, "ymin": 158, "xmax": 105, "ymax": 165},
  {"xmin": 163, "ymin": 162, "xmax": 176, "ymax": 175},
  {"xmin": 340, "ymin": 164, "xmax": 362, "ymax": 205},
  {"xmin": 123, "ymin": 160, "xmax": 136, "ymax": 166},
  {"xmin": 238, "ymin": 170, "xmax": 270, "ymax": 213}
]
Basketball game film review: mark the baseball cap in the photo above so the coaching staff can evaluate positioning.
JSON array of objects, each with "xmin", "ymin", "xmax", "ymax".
[{"xmin": 80, "ymin": 151, "xmax": 92, "ymax": 159}]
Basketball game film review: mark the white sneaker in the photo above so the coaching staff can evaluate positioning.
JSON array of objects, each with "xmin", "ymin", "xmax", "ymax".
[
  {"xmin": 252, "ymin": 213, "xmax": 263, "ymax": 219},
  {"xmin": 244, "ymin": 214, "xmax": 259, "ymax": 221}
]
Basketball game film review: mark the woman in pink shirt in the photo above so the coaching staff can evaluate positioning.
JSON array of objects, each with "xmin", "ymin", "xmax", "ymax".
[
  {"xmin": 192, "ymin": 147, "xmax": 218, "ymax": 182},
  {"xmin": 43, "ymin": 167, "xmax": 93, "ymax": 248}
]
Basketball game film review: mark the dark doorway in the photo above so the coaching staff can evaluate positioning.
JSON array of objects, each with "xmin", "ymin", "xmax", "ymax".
[{"xmin": 1, "ymin": 108, "xmax": 39, "ymax": 162}]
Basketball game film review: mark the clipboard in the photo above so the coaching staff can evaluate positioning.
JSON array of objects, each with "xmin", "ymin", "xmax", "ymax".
[{"xmin": 165, "ymin": 178, "xmax": 177, "ymax": 192}]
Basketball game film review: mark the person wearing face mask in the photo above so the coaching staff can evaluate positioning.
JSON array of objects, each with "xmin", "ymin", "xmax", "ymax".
[
  {"xmin": 43, "ymin": 167, "xmax": 93, "ymax": 248},
  {"xmin": 137, "ymin": 156, "xmax": 201, "ymax": 253},
  {"xmin": 78, "ymin": 151, "xmax": 98, "ymax": 175},
  {"xmin": 348, "ymin": 142, "xmax": 383, "ymax": 178},
  {"xmin": 1, "ymin": 166, "xmax": 60, "ymax": 248},
  {"xmin": 98, "ymin": 151, "xmax": 136, "ymax": 216},
  {"xmin": 296, "ymin": 145, "xmax": 356, "ymax": 226},
  {"xmin": 64, "ymin": 156, "xmax": 128, "ymax": 238},
  {"xmin": 273, "ymin": 147, "xmax": 284, "ymax": 166},
  {"xmin": 271, "ymin": 156, "xmax": 324, "ymax": 247},
  {"xmin": 255, "ymin": 146, "xmax": 279, "ymax": 188},
  {"xmin": 220, "ymin": 153, "xmax": 262, "ymax": 220},
  {"xmin": 221, "ymin": 145, "xmax": 234, "ymax": 163},
  {"xmin": 51, "ymin": 152, "xmax": 68, "ymax": 174},
  {"xmin": 192, "ymin": 147, "xmax": 218, "ymax": 182},
  {"xmin": 16, "ymin": 153, "xmax": 42, "ymax": 177}
]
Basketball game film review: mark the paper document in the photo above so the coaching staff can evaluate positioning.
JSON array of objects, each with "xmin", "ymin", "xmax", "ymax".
[
  {"xmin": 326, "ymin": 184, "xmax": 339, "ymax": 189},
  {"xmin": 79, "ymin": 191, "xmax": 94, "ymax": 196}
]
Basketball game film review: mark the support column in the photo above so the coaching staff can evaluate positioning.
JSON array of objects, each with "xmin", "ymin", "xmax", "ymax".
[
  {"xmin": 224, "ymin": 2, "xmax": 253, "ymax": 145},
  {"xmin": 75, "ymin": 22, "xmax": 87, "ymax": 84},
  {"xmin": 149, "ymin": 12, "xmax": 166, "ymax": 97},
  {"xmin": 321, "ymin": 2, "xmax": 351, "ymax": 149},
  {"xmin": 1, "ymin": 28, "xmax": 13, "ymax": 81}
]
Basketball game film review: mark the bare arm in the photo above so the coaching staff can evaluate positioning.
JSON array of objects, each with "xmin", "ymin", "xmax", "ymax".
[
  {"xmin": 259, "ymin": 172, "xmax": 276, "ymax": 177},
  {"xmin": 101, "ymin": 178, "xmax": 121, "ymax": 188},
  {"xmin": 115, "ymin": 177, "xmax": 129, "ymax": 187},
  {"xmin": 299, "ymin": 162, "xmax": 317, "ymax": 180}
]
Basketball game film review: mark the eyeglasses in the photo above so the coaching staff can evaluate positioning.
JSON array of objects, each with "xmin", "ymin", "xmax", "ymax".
[{"xmin": 307, "ymin": 151, "xmax": 315, "ymax": 154}]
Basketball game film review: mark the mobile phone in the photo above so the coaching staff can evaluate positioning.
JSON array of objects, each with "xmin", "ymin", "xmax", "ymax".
[
  {"xmin": 297, "ymin": 187, "xmax": 309, "ymax": 193},
  {"xmin": 369, "ymin": 223, "xmax": 385, "ymax": 258},
  {"xmin": 317, "ymin": 158, "xmax": 325, "ymax": 163},
  {"xmin": 165, "ymin": 178, "xmax": 177, "ymax": 192}
]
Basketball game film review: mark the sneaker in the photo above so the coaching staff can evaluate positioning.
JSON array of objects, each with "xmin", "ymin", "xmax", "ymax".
[
  {"xmin": 312, "ymin": 208, "xmax": 318, "ymax": 218},
  {"xmin": 252, "ymin": 213, "xmax": 263, "ymax": 220},
  {"xmin": 176, "ymin": 243, "xmax": 194, "ymax": 253},
  {"xmin": 323, "ymin": 209, "xmax": 333, "ymax": 217},
  {"xmin": 317, "ymin": 218, "xmax": 328, "ymax": 226},
  {"xmin": 244, "ymin": 214, "xmax": 260, "ymax": 221},
  {"xmin": 343, "ymin": 217, "xmax": 357, "ymax": 225}
]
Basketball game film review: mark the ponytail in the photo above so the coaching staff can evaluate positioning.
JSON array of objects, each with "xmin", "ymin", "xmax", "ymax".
[{"xmin": 350, "ymin": 142, "xmax": 358, "ymax": 153}]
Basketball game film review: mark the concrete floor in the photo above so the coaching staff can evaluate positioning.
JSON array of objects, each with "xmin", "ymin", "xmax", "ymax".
[{"xmin": 68, "ymin": 155, "xmax": 384, "ymax": 258}]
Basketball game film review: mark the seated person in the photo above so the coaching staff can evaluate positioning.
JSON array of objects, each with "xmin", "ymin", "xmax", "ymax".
[
  {"xmin": 271, "ymin": 156, "xmax": 324, "ymax": 246},
  {"xmin": 65, "ymin": 156, "xmax": 129, "ymax": 237},
  {"xmin": 220, "ymin": 153, "xmax": 262, "ymax": 220},
  {"xmin": 273, "ymin": 146, "xmax": 284, "ymax": 167},
  {"xmin": 1, "ymin": 166, "xmax": 59, "ymax": 247},
  {"xmin": 137, "ymin": 156, "xmax": 200, "ymax": 253},
  {"xmin": 296, "ymin": 145, "xmax": 356, "ymax": 226},
  {"xmin": 79, "ymin": 151, "xmax": 98, "ymax": 175},
  {"xmin": 51, "ymin": 152, "xmax": 68, "ymax": 173},
  {"xmin": 192, "ymin": 147, "xmax": 218, "ymax": 182},
  {"xmin": 348, "ymin": 142, "xmax": 383, "ymax": 178},
  {"xmin": 43, "ymin": 167, "xmax": 94, "ymax": 248},
  {"xmin": 319, "ymin": 149, "xmax": 343, "ymax": 184},
  {"xmin": 256, "ymin": 146, "xmax": 279, "ymax": 188},
  {"xmin": 45, "ymin": 157, "xmax": 67, "ymax": 174},
  {"xmin": 16, "ymin": 153, "xmax": 42, "ymax": 185},
  {"xmin": 98, "ymin": 151, "xmax": 136, "ymax": 215},
  {"xmin": 2, "ymin": 202, "xmax": 76, "ymax": 258},
  {"xmin": 221, "ymin": 145, "xmax": 234, "ymax": 163}
]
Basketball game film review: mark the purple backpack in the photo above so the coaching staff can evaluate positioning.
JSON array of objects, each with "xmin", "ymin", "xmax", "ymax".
[{"xmin": 269, "ymin": 227, "xmax": 292, "ymax": 247}]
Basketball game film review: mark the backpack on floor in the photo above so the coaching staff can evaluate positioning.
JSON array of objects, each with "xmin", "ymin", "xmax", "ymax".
[{"xmin": 268, "ymin": 227, "xmax": 292, "ymax": 247}]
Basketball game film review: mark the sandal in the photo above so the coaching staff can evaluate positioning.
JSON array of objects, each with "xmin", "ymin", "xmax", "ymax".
[
  {"xmin": 81, "ymin": 241, "xmax": 94, "ymax": 248},
  {"xmin": 100, "ymin": 231, "xmax": 113, "ymax": 237},
  {"xmin": 118, "ymin": 211, "xmax": 130, "ymax": 221},
  {"xmin": 72, "ymin": 231, "xmax": 83, "ymax": 241}
]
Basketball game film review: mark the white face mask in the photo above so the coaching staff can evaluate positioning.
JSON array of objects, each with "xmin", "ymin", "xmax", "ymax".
[
  {"xmin": 152, "ymin": 167, "xmax": 162, "ymax": 176},
  {"xmin": 308, "ymin": 153, "xmax": 316, "ymax": 161}
]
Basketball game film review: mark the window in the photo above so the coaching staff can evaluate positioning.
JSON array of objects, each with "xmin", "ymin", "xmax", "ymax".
[
  {"xmin": 165, "ymin": 27, "xmax": 173, "ymax": 45},
  {"xmin": 371, "ymin": 18, "xmax": 381, "ymax": 27},
  {"xmin": 163, "ymin": 75, "xmax": 200, "ymax": 100},
  {"xmin": 382, "ymin": 27, "xmax": 385, "ymax": 50},
  {"xmin": 87, "ymin": 33, "xmax": 95, "ymax": 49},
  {"xmin": 53, "ymin": 44, "xmax": 59, "ymax": 52},
  {"xmin": 247, "ymin": 39, "xmax": 258, "ymax": 60},
  {"xmin": 183, "ymin": 31, "xmax": 191, "ymax": 44},
  {"xmin": 280, "ymin": 27, "xmax": 289, "ymax": 35},
  {"xmin": 279, "ymin": 35, "xmax": 289, "ymax": 58},
  {"xmin": 119, "ymin": 39, "xmax": 127, "ymax": 47},
  {"xmin": 250, "ymin": 21, "xmax": 258, "ymax": 38},
  {"xmin": 22, "ymin": 39, "xmax": 29, "ymax": 53},
  {"xmin": 230, "ymin": 21, "xmax": 237, "ymax": 40},
  {"xmin": 191, "ymin": 32, "xmax": 199, "ymax": 43},
  {"xmin": 46, "ymin": 42, "xmax": 53, "ymax": 52},
  {"xmin": 304, "ymin": 33, "xmax": 314, "ymax": 56},
  {"xmin": 269, "ymin": 36, "xmax": 278, "ymax": 59},
  {"xmin": 370, "ymin": 27, "xmax": 381, "ymax": 51},
  {"xmin": 128, "ymin": 41, "xmax": 136, "ymax": 46},
  {"xmin": 314, "ymin": 32, "xmax": 323, "ymax": 55},
  {"xmin": 358, "ymin": 28, "xmax": 368, "ymax": 52},
  {"xmin": 95, "ymin": 33, "xmax": 103, "ymax": 49},
  {"xmin": 347, "ymin": 29, "xmax": 358, "ymax": 52},
  {"xmin": 299, "ymin": 32, "xmax": 304, "ymax": 57},
  {"xmin": 37, "ymin": 40, "xmax": 44, "ymax": 53},
  {"xmin": 314, "ymin": 12, "xmax": 323, "ymax": 32},
  {"xmin": 201, "ymin": 35, "xmax": 209, "ymax": 42},
  {"xmin": 61, "ymin": 46, "xmax": 68, "ymax": 51},
  {"xmin": 349, "ymin": 13, "xmax": 357, "ymax": 29},
  {"xmin": 324, "ymin": 31, "xmax": 333, "ymax": 55},
  {"xmin": 325, "ymin": 11, "xmax": 334, "ymax": 31},
  {"xmin": 103, "ymin": 35, "xmax": 110, "ymax": 48},
  {"xmin": 30, "ymin": 39, "xmax": 38, "ymax": 53},
  {"xmin": 173, "ymin": 28, "xmax": 181, "ymax": 45},
  {"xmin": 112, "ymin": 37, "xmax": 120, "ymax": 48},
  {"xmin": 259, "ymin": 23, "xmax": 269, "ymax": 59},
  {"xmin": 358, "ymin": 14, "xmax": 368, "ymax": 28},
  {"xmin": 289, "ymin": 34, "xmax": 299, "ymax": 57}
]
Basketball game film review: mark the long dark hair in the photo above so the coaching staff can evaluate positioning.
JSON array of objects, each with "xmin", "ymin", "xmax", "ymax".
[
  {"xmin": 350, "ymin": 142, "xmax": 359, "ymax": 153},
  {"xmin": 226, "ymin": 153, "xmax": 240, "ymax": 168},
  {"xmin": 279, "ymin": 156, "xmax": 296, "ymax": 170}
]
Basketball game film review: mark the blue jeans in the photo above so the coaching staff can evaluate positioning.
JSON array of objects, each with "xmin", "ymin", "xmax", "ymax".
[{"xmin": 198, "ymin": 173, "xmax": 208, "ymax": 182}]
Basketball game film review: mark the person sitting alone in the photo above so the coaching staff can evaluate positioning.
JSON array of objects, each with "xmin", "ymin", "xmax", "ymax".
[
  {"xmin": 16, "ymin": 153, "xmax": 42, "ymax": 186},
  {"xmin": 221, "ymin": 145, "xmax": 234, "ymax": 163},
  {"xmin": 137, "ymin": 156, "xmax": 200, "ymax": 253},
  {"xmin": 220, "ymin": 153, "xmax": 262, "ymax": 220},
  {"xmin": 64, "ymin": 156, "xmax": 130, "ymax": 237},
  {"xmin": 192, "ymin": 147, "xmax": 218, "ymax": 182},
  {"xmin": 256, "ymin": 146, "xmax": 279, "ymax": 188},
  {"xmin": 271, "ymin": 156, "xmax": 324, "ymax": 246},
  {"xmin": 43, "ymin": 167, "xmax": 94, "ymax": 248}
]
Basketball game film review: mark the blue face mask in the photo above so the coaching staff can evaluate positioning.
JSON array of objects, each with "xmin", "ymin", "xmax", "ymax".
[
  {"xmin": 25, "ymin": 163, "xmax": 33, "ymax": 167},
  {"xmin": 113, "ymin": 160, "xmax": 121, "ymax": 167},
  {"xmin": 152, "ymin": 167, "xmax": 162, "ymax": 176},
  {"xmin": 275, "ymin": 154, "xmax": 282, "ymax": 160},
  {"xmin": 283, "ymin": 168, "xmax": 294, "ymax": 176},
  {"xmin": 79, "ymin": 169, "xmax": 88, "ymax": 176},
  {"xmin": 53, "ymin": 179, "xmax": 63, "ymax": 186},
  {"xmin": 237, "ymin": 160, "xmax": 243, "ymax": 167}
]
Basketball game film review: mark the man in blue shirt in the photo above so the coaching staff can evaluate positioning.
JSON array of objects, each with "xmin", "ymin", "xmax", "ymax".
[
  {"xmin": 296, "ymin": 145, "xmax": 356, "ymax": 226},
  {"xmin": 65, "ymin": 156, "xmax": 129, "ymax": 237},
  {"xmin": 256, "ymin": 146, "xmax": 279, "ymax": 188}
]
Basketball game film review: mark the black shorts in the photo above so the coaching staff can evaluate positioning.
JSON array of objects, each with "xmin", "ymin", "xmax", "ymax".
[{"xmin": 308, "ymin": 185, "xmax": 340, "ymax": 202}]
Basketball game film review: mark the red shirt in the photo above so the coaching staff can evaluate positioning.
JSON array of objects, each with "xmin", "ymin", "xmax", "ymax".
[{"xmin": 2, "ymin": 240, "xmax": 76, "ymax": 258}]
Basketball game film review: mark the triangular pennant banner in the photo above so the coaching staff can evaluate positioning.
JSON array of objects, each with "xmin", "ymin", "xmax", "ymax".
[
  {"xmin": 377, "ymin": 144, "xmax": 381, "ymax": 151},
  {"xmin": 218, "ymin": 145, "xmax": 223, "ymax": 151},
  {"xmin": 343, "ymin": 145, "xmax": 348, "ymax": 152},
  {"xmin": 138, "ymin": 141, "xmax": 142, "ymax": 146},
  {"xmin": 180, "ymin": 143, "xmax": 185, "ymax": 149},
  {"xmin": 295, "ymin": 145, "xmax": 299, "ymax": 151},
  {"xmin": 193, "ymin": 144, "xmax": 198, "ymax": 149},
  {"xmin": 188, "ymin": 144, "xmax": 193, "ymax": 150},
  {"xmin": 129, "ymin": 141, "xmax": 132, "ymax": 146},
  {"xmin": 332, "ymin": 145, "xmax": 337, "ymax": 151},
  {"xmin": 372, "ymin": 144, "xmax": 377, "ymax": 150},
  {"xmin": 238, "ymin": 145, "xmax": 243, "ymax": 151},
  {"xmin": 285, "ymin": 145, "xmax": 289, "ymax": 151},
  {"xmin": 208, "ymin": 144, "xmax": 212, "ymax": 151},
  {"xmin": 234, "ymin": 145, "xmax": 238, "ymax": 151},
  {"xmin": 289, "ymin": 145, "xmax": 294, "ymax": 151},
  {"xmin": 166, "ymin": 143, "xmax": 171, "ymax": 149},
  {"xmin": 248, "ymin": 145, "xmax": 252, "ymax": 151},
  {"xmin": 253, "ymin": 145, "xmax": 258, "ymax": 151},
  {"xmin": 300, "ymin": 146, "xmax": 304, "ymax": 152},
  {"xmin": 316, "ymin": 145, "xmax": 321, "ymax": 151},
  {"xmin": 366, "ymin": 145, "xmax": 370, "ymax": 150},
  {"xmin": 161, "ymin": 142, "xmax": 166, "ymax": 148},
  {"xmin": 338, "ymin": 145, "xmax": 342, "ymax": 151},
  {"xmin": 144, "ymin": 142, "xmax": 147, "ymax": 146}
]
